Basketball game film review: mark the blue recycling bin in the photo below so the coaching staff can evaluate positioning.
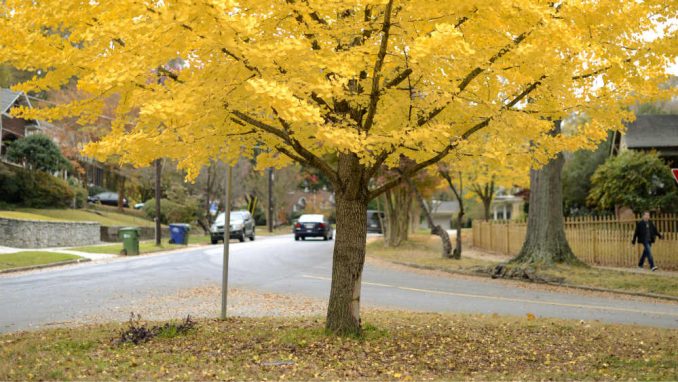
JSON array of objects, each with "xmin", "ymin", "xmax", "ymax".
[{"xmin": 169, "ymin": 223, "xmax": 191, "ymax": 245}]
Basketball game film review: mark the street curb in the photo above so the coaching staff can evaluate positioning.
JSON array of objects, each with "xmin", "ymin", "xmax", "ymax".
[
  {"xmin": 389, "ymin": 261, "xmax": 678, "ymax": 302},
  {"xmin": 0, "ymin": 258, "xmax": 92, "ymax": 274}
]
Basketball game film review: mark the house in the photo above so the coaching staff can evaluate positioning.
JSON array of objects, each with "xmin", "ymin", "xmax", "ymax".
[
  {"xmin": 611, "ymin": 115, "xmax": 678, "ymax": 167},
  {"xmin": 429, "ymin": 200, "xmax": 460, "ymax": 230},
  {"xmin": 490, "ymin": 193, "xmax": 525, "ymax": 221},
  {"xmin": 0, "ymin": 88, "xmax": 42, "ymax": 156}
]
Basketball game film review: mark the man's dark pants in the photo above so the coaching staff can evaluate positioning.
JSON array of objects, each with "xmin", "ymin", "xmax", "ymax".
[{"xmin": 638, "ymin": 242, "xmax": 655, "ymax": 269}]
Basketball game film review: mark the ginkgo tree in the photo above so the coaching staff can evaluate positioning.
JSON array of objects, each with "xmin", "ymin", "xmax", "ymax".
[{"xmin": 2, "ymin": 0, "xmax": 676, "ymax": 335}]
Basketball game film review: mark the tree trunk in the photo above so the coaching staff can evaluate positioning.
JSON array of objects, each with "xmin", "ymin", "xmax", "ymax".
[
  {"xmin": 325, "ymin": 154, "xmax": 369, "ymax": 336},
  {"xmin": 383, "ymin": 186, "xmax": 410, "ymax": 247},
  {"xmin": 406, "ymin": 178, "xmax": 452, "ymax": 258},
  {"xmin": 482, "ymin": 197, "xmax": 492, "ymax": 221},
  {"xmin": 453, "ymin": 210, "xmax": 464, "ymax": 259},
  {"xmin": 510, "ymin": 150, "xmax": 581, "ymax": 266},
  {"xmin": 117, "ymin": 176, "xmax": 126, "ymax": 212},
  {"xmin": 439, "ymin": 169, "xmax": 464, "ymax": 259}
]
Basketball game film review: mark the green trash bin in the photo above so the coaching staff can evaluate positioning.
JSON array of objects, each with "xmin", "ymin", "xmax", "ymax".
[{"xmin": 118, "ymin": 227, "xmax": 140, "ymax": 256}]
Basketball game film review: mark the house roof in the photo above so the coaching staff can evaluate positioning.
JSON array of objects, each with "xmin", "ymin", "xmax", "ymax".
[
  {"xmin": 1, "ymin": 88, "xmax": 22, "ymax": 115},
  {"xmin": 625, "ymin": 115, "xmax": 678, "ymax": 149},
  {"xmin": 430, "ymin": 200, "xmax": 460, "ymax": 215}
]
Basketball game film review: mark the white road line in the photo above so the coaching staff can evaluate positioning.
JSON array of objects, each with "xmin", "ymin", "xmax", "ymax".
[{"xmin": 301, "ymin": 274, "xmax": 678, "ymax": 317}]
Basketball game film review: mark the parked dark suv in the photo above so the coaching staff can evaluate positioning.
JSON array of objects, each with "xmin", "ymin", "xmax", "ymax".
[
  {"xmin": 367, "ymin": 210, "xmax": 385, "ymax": 233},
  {"xmin": 210, "ymin": 210, "xmax": 255, "ymax": 244},
  {"xmin": 88, "ymin": 192, "xmax": 128, "ymax": 207},
  {"xmin": 294, "ymin": 214, "xmax": 333, "ymax": 241}
]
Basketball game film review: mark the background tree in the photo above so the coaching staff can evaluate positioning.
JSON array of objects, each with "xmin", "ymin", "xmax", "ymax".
[
  {"xmin": 6, "ymin": 134, "xmax": 71, "ymax": 173},
  {"xmin": 507, "ymin": 121, "xmax": 583, "ymax": 269},
  {"xmin": 4, "ymin": 0, "xmax": 675, "ymax": 336},
  {"xmin": 588, "ymin": 150, "xmax": 678, "ymax": 214},
  {"xmin": 562, "ymin": 137, "xmax": 612, "ymax": 216}
]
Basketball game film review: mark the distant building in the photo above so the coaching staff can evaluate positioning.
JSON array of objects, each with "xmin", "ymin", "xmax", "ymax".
[
  {"xmin": 429, "ymin": 200, "xmax": 459, "ymax": 230},
  {"xmin": 611, "ymin": 115, "xmax": 678, "ymax": 167},
  {"xmin": 0, "ymin": 88, "xmax": 42, "ymax": 156},
  {"xmin": 490, "ymin": 193, "xmax": 525, "ymax": 221}
]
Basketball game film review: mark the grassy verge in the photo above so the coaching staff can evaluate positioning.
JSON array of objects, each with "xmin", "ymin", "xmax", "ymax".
[
  {"xmin": 0, "ymin": 251, "xmax": 83, "ymax": 270},
  {"xmin": 0, "ymin": 208, "xmax": 156, "ymax": 227},
  {"xmin": 1, "ymin": 312, "xmax": 675, "ymax": 380},
  {"xmin": 368, "ymin": 234, "xmax": 678, "ymax": 298},
  {"xmin": 367, "ymin": 233, "xmax": 496, "ymax": 271},
  {"xmin": 70, "ymin": 235, "xmax": 213, "ymax": 255},
  {"xmin": 256, "ymin": 225, "xmax": 292, "ymax": 236}
]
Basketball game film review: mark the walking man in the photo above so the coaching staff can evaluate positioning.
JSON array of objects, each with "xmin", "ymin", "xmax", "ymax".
[{"xmin": 632, "ymin": 211, "xmax": 663, "ymax": 271}]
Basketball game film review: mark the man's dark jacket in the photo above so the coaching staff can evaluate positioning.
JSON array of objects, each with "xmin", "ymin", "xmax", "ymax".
[{"xmin": 632, "ymin": 220, "xmax": 662, "ymax": 244}]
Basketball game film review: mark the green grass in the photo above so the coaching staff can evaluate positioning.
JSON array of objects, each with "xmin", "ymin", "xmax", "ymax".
[
  {"xmin": 1, "ymin": 312, "xmax": 675, "ymax": 380},
  {"xmin": 368, "ymin": 234, "xmax": 678, "ymax": 298},
  {"xmin": 539, "ymin": 265, "xmax": 678, "ymax": 297},
  {"xmin": 0, "ymin": 211, "xmax": 63, "ymax": 221},
  {"xmin": 367, "ymin": 233, "xmax": 496, "ymax": 271},
  {"xmin": 0, "ymin": 208, "xmax": 156, "ymax": 227},
  {"xmin": 255, "ymin": 225, "xmax": 293, "ymax": 236},
  {"xmin": 71, "ymin": 235, "xmax": 213, "ymax": 255},
  {"xmin": 0, "ymin": 251, "xmax": 83, "ymax": 270}
]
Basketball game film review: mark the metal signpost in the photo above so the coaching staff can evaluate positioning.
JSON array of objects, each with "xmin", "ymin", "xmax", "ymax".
[{"xmin": 221, "ymin": 164, "xmax": 232, "ymax": 320}]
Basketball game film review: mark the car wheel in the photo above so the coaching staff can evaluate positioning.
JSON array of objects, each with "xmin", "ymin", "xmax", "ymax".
[
  {"xmin": 239, "ymin": 230, "xmax": 246, "ymax": 242},
  {"xmin": 211, "ymin": 237, "xmax": 218, "ymax": 245},
  {"xmin": 301, "ymin": 236, "xmax": 306, "ymax": 241},
  {"xmin": 323, "ymin": 233, "xmax": 328, "ymax": 241},
  {"xmin": 295, "ymin": 235, "xmax": 299, "ymax": 241},
  {"xmin": 249, "ymin": 230, "xmax": 255, "ymax": 241}
]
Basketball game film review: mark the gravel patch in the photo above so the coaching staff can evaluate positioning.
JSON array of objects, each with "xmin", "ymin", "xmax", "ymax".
[{"xmin": 74, "ymin": 285, "xmax": 329, "ymax": 326}]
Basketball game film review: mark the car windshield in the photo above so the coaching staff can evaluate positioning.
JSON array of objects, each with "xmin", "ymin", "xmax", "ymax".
[
  {"xmin": 298, "ymin": 214, "xmax": 324, "ymax": 223},
  {"xmin": 214, "ymin": 212, "xmax": 245, "ymax": 225}
]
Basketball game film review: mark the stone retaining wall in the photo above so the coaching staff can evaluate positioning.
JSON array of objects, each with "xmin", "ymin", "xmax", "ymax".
[{"xmin": 0, "ymin": 218, "xmax": 100, "ymax": 248}]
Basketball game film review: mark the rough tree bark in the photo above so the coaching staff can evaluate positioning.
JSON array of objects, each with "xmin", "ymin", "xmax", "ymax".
[
  {"xmin": 405, "ymin": 177, "xmax": 452, "ymax": 258},
  {"xmin": 508, "ymin": 121, "xmax": 582, "ymax": 267},
  {"xmin": 325, "ymin": 153, "xmax": 369, "ymax": 335}
]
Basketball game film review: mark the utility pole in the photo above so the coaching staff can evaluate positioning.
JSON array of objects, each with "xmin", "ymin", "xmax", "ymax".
[
  {"xmin": 154, "ymin": 159, "xmax": 162, "ymax": 246},
  {"xmin": 267, "ymin": 167, "xmax": 274, "ymax": 233},
  {"xmin": 220, "ymin": 164, "xmax": 232, "ymax": 320}
]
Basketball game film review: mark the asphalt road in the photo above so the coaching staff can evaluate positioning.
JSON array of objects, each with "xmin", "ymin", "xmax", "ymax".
[{"xmin": 1, "ymin": 234, "xmax": 677, "ymax": 333}]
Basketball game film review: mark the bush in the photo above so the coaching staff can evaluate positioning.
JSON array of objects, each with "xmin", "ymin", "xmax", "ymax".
[
  {"xmin": 0, "ymin": 163, "xmax": 74, "ymax": 208},
  {"xmin": 6, "ymin": 134, "xmax": 71, "ymax": 173},
  {"xmin": 19, "ymin": 170, "xmax": 75, "ymax": 208},
  {"xmin": 588, "ymin": 150, "xmax": 678, "ymax": 213},
  {"xmin": 69, "ymin": 181, "xmax": 88, "ymax": 208},
  {"xmin": 0, "ymin": 164, "xmax": 21, "ymax": 204},
  {"xmin": 142, "ymin": 198, "xmax": 197, "ymax": 224}
]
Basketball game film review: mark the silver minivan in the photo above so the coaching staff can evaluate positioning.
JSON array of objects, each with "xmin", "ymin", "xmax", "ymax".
[{"xmin": 210, "ymin": 210, "xmax": 256, "ymax": 244}]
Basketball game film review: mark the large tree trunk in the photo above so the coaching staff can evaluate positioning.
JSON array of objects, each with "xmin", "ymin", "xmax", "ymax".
[
  {"xmin": 382, "ymin": 186, "xmax": 410, "ymax": 247},
  {"xmin": 510, "ymin": 124, "xmax": 581, "ymax": 266},
  {"xmin": 326, "ymin": 154, "xmax": 368, "ymax": 336}
]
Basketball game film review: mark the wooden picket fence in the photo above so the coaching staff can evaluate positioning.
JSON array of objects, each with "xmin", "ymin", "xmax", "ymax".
[{"xmin": 472, "ymin": 214, "xmax": 678, "ymax": 270}]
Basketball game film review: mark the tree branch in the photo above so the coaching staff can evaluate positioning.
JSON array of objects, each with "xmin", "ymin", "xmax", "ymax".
[{"xmin": 362, "ymin": 0, "xmax": 394, "ymax": 132}]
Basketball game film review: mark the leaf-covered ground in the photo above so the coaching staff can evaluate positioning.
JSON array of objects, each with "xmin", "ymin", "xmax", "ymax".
[
  {"xmin": 367, "ymin": 234, "xmax": 678, "ymax": 298},
  {"xmin": 1, "ymin": 312, "xmax": 675, "ymax": 381}
]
